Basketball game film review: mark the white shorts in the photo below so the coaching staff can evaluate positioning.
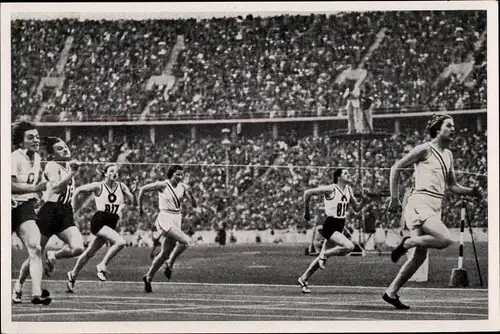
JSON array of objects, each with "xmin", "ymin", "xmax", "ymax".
[
  {"xmin": 155, "ymin": 211, "xmax": 182, "ymax": 234},
  {"xmin": 404, "ymin": 193, "xmax": 442, "ymax": 230}
]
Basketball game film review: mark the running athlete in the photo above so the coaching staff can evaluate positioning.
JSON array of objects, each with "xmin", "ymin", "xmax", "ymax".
[
  {"xmin": 298, "ymin": 168, "xmax": 364, "ymax": 293},
  {"xmin": 138, "ymin": 165, "xmax": 198, "ymax": 293},
  {"xmin": 66, "ymin": 163, "xmax": 136, "ymax": 292},
  {"xmin": 13, "ymin": 137, "xmax": 84, "ymax": 301},
  {"xmin": 11, "ymin": 122, "xmax": 50, "ymax": 305},
  {"xmin": 383, "ymin": 114, "xmax": 484, "ymax": 309}
]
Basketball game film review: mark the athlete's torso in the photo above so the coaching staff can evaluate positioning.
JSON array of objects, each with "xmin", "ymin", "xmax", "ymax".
[
  {"xmin": 43, "ymin": 161, "xmax": 75, "ymax": 205},
  {"xmin": 94, "ymin": 181, "xmax": 125, "ymax": 216},
  {"xmin": 324, "ymin": 184, "xmax": 352, "ymax": 219},
  {"xmin": 11, "ymin": 149, "xmax": 42, "ymax": 203},
  {"xmin": 158, "ymin": 180, "xmax": 186, "ymax": 213},
  {"xmin": 413, "ymin": 142, "xmax": 453, "ymax": 198}
]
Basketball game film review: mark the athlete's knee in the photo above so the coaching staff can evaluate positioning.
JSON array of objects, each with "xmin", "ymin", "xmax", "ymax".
[
  {"xmin": 345, "ymin": 242, "xmax": 355, "ymax": 253},
  {"xmin": 114, "ymin": 238, "xmax": 126, "ymax": 249},
  {"xmin": 436, "ymin": 236, "xmax": 453, "ymax": 249},
  {"xmin": 26, "ymin": 240, "xmax": 42, "ymax": 258},
  {"xmin": 70, "ymin": 245, "xmax": 84, "ymax": 257},
  {"xmin": 178, "ymin": 236, "xmax": 190, "ymax": 246}
]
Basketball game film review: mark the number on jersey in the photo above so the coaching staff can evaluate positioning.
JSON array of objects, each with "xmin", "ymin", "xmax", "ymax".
[
  {"xmin": 337, "ymin": 202, "xmax": 348, "ymax": 217},
  {"xmin": 105, "ymin": 204, "xmax": 119, "ymax": 214}
]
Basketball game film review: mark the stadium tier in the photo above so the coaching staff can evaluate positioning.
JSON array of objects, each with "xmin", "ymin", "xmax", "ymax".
[{"xmin": 11, "ymin": 11, "xmax": 486, "ymax": 122}]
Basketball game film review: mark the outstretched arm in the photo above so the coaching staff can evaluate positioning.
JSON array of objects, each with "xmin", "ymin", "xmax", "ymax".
[
  {"xmin": 304, "ymin": 185, "xmax": 334, "ymax": 221},
  {"xmin": 120, "ymin": 182, "xmax": 136, "ymax": 206},
  {"xmin": 447, "ymin": 162, "xmax": 483, "ymax": 197},
  {"xmin": 349, "ymin": 187, "xmax": 364, "ymax": 212},
  {"xmin": 390, "ymin": 144, "xmax": 429, "ymax": 201},
  {"xmin": 183, "ymin": 185, "xmax": 197, "ymax": 208},
  {"xmin": 44, "ymin": 161, "xmax": 80, "ymax": 194},
  {"xmin": 137, "ymin": 181, "xmax": 166, "ymax": 216},
  {"xmin": 71, "ymin": 182, "xmax": 101, "ymax": 209}
]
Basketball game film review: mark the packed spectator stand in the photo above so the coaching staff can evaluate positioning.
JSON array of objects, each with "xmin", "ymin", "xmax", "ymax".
[
  {"xmin": 10, "ymin": 12, "xmax": 488, "ymax": 241},
  {"xmin": 11, "ymin": 11, "xmax": 486, "ymax": 122}
]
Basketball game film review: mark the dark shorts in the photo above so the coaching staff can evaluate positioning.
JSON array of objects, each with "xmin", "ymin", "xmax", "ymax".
[
  {"xmin": 321, "ymin": 217, "xmax": 346, "ymax": 240},
  {"xmin": 37, "ymin": 202, "xmax": 76, "ymax": 237},
  {"xmin": 152, "ymin": 235, "xmax": 161, "ymax": 247},
  {"xmin": 91, "ymin": 211, "xmax": 119, "ymax": 235},
  {"xmin": 11, "ymin": 199, "xmax": 38, "ymax": 233}
]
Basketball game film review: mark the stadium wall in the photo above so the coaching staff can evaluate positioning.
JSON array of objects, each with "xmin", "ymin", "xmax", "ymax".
[{"xmin": 12, "ymin": 228, "xmax": 487, "ymax": 250}]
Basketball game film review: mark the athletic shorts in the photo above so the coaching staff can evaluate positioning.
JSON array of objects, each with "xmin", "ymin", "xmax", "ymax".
[
  {"xmin": 11, "ymin": 199, "xmax": 38, "ymax": 232},
  {"xmin": 155, "ymin": 211, "xmax": 182, "ymax": 234},
  {"xmin": 321, "ymin": 217, "xmax": 346, "ymax": 240},
  {"xmin": 90, "ymin": 211, "xmax": 119, "ymax": 235},
  {"xmin": 37, "ymin": 202, "xmax": 76, "ymax": 237},
  {"xmin": 404, "ymin": 193, "xmax": 443, "ymax": 230}
]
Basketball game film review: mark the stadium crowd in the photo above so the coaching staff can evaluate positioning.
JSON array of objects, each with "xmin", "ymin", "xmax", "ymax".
[
  {"xmin": 11, "ymin": 11, "xmax": 486, "ymax": 122},
  {"xmin": 61, "ymin": 126, "xmax": 487, "ymax": 239}
]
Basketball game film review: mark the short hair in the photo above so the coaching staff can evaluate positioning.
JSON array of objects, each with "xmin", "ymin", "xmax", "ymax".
[
  {"xmin": 333, "ymin": 168, "xmax": 344, "ymax": 184},
  {"xmin": 43, "ymin": 137, "xmax": 63, "ymax": 155},
  {"xmin": 97, "ymin": 163, "xmax": 117, "ymax": 176},
  {"xmin": 167, "ymin": 164, "xmax": 184, "ymax": 179},
  {"xmin": 426, "ymin": 114, "xmax": 452, "ymax": 138},
  {"xmin": 12, "ymin": 121, "xmax": 36, "ymax": 146}
]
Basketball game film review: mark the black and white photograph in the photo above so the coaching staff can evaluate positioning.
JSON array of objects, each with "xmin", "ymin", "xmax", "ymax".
[{"xmin": 1, "ymin": 2, "xmax": 498, "ymax": 333}]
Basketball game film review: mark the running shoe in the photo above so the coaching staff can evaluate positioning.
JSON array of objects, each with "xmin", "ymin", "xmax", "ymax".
[{"xmin": 297, "ymin": 277, "xmax": 311, "ymax": 294}]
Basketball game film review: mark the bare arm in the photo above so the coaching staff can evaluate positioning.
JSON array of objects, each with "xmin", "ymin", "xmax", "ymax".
[
  {"xmin": 45, "ymin": 162, "xmax": 79, "ymax": 194},
  {"xmin": 349, "ymin": 187, "xmax": 364, "ymax": 212},
  {"xmin": 11, "ymin": 176, "xmax": 47, "ymax": 194},
  {"xmin": 390, "ymin": 144, "xmax": 429, "ymax": 201},
  {"xmin": 447, "ymin": 157, "xmax": 480, "ymax": 196},
  {"xmin": 183, "ymin": 186, "xmax": 197, "ymax": 208},
  {"xmin": 120, "ymin": 182, "xmax": 136, "ymax": 205},
  {"xmin": 304, "ymin": 185, "xmax": 334, "ymax": 220},
  {"xmin": 137, "ymin": 181, "xmax": 166, "ymax": 214},
  {"xmin": 71, "ymin": 182, "xmax": 101, "ymax": 209}
]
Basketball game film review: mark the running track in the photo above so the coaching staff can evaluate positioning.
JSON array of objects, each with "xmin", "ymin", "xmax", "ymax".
[{"xmin": 11, "ymin": 279, "xmax": 488, "ymax": 322}]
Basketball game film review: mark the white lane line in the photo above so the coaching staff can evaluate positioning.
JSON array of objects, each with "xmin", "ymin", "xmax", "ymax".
[
  {"xmin": 55, "ymin": 295, "xmax": 488, "ymax": 311},
  {"xmin": 11, "ymin": 306, "xmax": 201, "ymax": 318},
  {"xmin": 16, "ymin": 279, "xmax": 488, "ymax": 292}
]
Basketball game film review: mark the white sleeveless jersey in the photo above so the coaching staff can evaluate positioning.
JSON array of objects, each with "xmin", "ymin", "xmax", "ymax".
[
  {"xmin": 11, "ymin": 149, "xmax": 42, "ymax": 203},
  {"xmin": 324, "ymin": 184, "xmax": 352, "ymax": 219},
  {"xmin": 158, "ymin": 180, "xmax": 186, "ymax": 213},
  {"xmin": 94, "ymin": 181, "xmax": 125, "ymax": 216},
  {"xmin": 42, "ymin": 161, "xmax": 75, "ymax": 205},
  {"xmin": 413, "ymin": 143, "xmax": 452, "ymax": 198}
]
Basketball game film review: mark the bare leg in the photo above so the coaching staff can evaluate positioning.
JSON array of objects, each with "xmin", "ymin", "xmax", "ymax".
[
  {"xmin": 70, "ymin": 236, "xmax": 106, "ymax": 279},
  {"xmin": 96, "ymin": 226, "xmax": 126, "ymax": 272},
  {"xmin": 145, "ymin": 233, "xmax": 173, "ymax": 281},
  {"xmin": 165, "ymin": 227, "xmax": 190, "ymax": 269},
  {"xmin": 16, "ymin": 221, "xmax": 43, "ymax": 297}
]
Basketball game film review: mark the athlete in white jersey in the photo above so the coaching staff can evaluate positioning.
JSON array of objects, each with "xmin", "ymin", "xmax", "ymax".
[
  {"xmin": 11, "ymin": 122, "xmax": 51, "ymax": 305},
  {"xmin": 138, "ymin": 164, "xmax": 198, "ymax": 293},
  {"xmin": 66, "ymin": 163, "xmax": 136, "ymax": 292},
  {"xmin": 14, "ymin": 138, "xmax": 84, "ymax": 302},
  {"xmin": 383, "ymin": 114, "xmax": 484, "ymax": 310},
  {"xmin": 298, "ymin": 168, "xmax": 364, "ymax": 294}
]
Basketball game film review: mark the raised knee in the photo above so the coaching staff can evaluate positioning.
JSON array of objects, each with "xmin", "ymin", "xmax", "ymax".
[
  {"xmin": 178, "ymin": 238, "xmax": 190, "ymax": 247},
  {"xmin": 438, "ymin": 237, "xmax": 453, "ymax": 249},
  {"xmin": 345, "ymin": 243, "xmax": 355, "ymax": 253},
  {"xmin": 115, "ymin": 239, "xmax": 126, "ymax": 248},
  {"xmin": 72, "ymin": 246, "xmax": 84, "ymax": 257}
]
